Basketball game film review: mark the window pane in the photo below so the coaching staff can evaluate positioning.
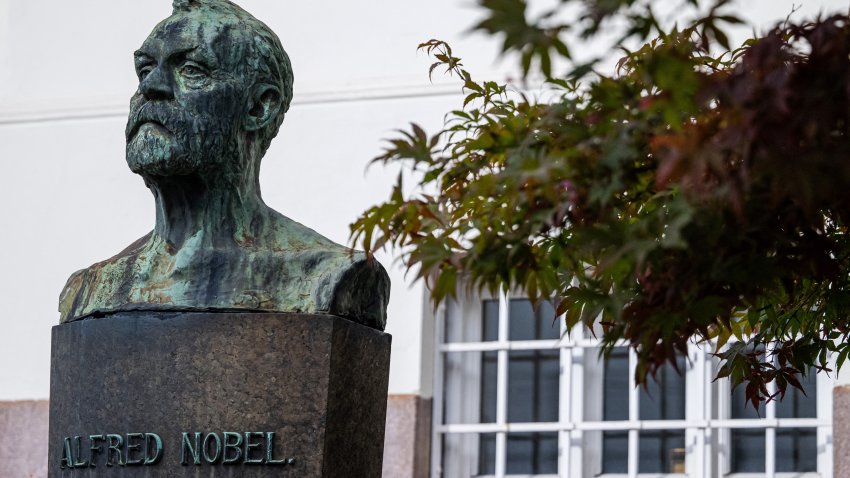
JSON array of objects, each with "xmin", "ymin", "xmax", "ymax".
[
  {"xmin": 776, "ymin": 428, "xmax": 817, "ymax": 472},
  {"xmin": 730, "ymin": 378, "xmax": 765, "ymax": 472},
  {"xmin": 478, "ymin": 433, "xmax": 559, "ymax": 475},
  {"xmin": 481, "ymin": 351, "xmax": 498, "ymax": 423},
  {"xmin": 639, "ymin": 431, "xmax": 686, "ymax": 473},
  {"xmin": 639, "ymin": 357, "xmax": 686, "ymax": 420},
  {"xmin": 444, "ymin": 299, "xmax": 472, "ymax": 343},
  {"xmin": 731, "ymin": 383, "xmax": 760, "ymax": 419},
  {"xmin": 602, "ymin": 431, "xmax": 628, "ymax": 474},
  {"xmin": 730, "ymin": 429, "xmax": 765, "ymax": 473},
  {"xmin": 507, "ymin": 432, "xmax": 558, "ymax": 474},
  {"xmin": 638, "ymin": 356, "xmax": 686, "ymax": 472},
  {"xmin": 442, "ymin": 352, "xmax": 495, "ymax": 424},
  {"xmin": 602, "ymin": 351, "xmax": 688, "ymax": 474},
  {"xmin": 508, "ymin": 350, "xmax": 560, "ymax": 423},
  {"xmin": 478, "ymin": 433, "xmax": 497, "ymax": 475},
  {"xmin": 776, "ymin": 368, "xmax": 817, "ymax": 419},
  {"xmin": 442, "ymin": 433, "xmax": 487, "ymax": 477},
  {"xmin": 602, "ymin": 348, "xmax": 629, "ymax": 474},
  {"xmin": 482, "ymin": 299, "xmax": 499, "ymax": 342},
  {"xmin": 774, "ymin": 369, "xmax": 818, "ymax": 472},
  {"xmin": 604, "ymin": 348, "xmax": 629, "ymax": 421},
  {"xmin": 509, "ymin": 299, "xmax": 560, "ymax": 340}
]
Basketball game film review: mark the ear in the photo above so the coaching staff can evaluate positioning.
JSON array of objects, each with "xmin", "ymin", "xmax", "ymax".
[{"xmin": 244, "ymin": 84, "xmax": 282, "ymax": 132}]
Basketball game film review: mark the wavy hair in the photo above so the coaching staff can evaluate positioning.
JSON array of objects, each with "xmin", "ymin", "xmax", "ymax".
[{"xmin": 172, "ymin": 0, "xmax": 293, "ymax": 156}]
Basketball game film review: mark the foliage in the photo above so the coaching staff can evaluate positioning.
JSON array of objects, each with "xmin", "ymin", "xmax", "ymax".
[{"xmin": 351, "ymin": 0, "xmax": 850, "ymax": 408}]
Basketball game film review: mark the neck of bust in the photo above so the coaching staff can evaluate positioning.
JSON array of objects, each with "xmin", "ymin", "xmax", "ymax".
[{"xmin": 145, "ymin": 172, "xmax": 266, "ymax": 250}]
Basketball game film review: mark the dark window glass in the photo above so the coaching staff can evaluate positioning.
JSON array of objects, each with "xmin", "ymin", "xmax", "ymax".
[
  {"xmin": 478, "ymin": 433, "xmax": 497, "ymax": 474},
  {"xmin": 730, "ymin": 429, "xmax": 765, "ymax": 473},
  {"xmin": 479, "ymin": 299, "xmax": 560, "ymax": 472},
  {"xmin": 603, "ymin": 348, "xmax": 629, "ymax": 473},
  {"xmin": 730, "ymin": 374, "xmax": 765, "ymax": 472},
  {"xmin": 507, "ymin": 350, "xmax": 559, "ymax": 423},
  {"xmin": 639, "ymin": 357, "xmax": 686, "ymax": 420},
  {"xmin": 507, "ymin": 433, "xmax": 559, "ymax": 474},
  {"xmin": 776, "ymin": 369, "xmax": 817, "ymax": 419},
  {"xmin": 639, "ymin": 431, "xmax": 686, "ymax": 473},
  {"xmin": 638, "ymin": 356, "xmax": 686, "ymax": 473},
  {"xmin": 480, "ymin": 351, "xmax": 497, "ymax": 423},
  {"xmin": 776, "ymin": 428, "xmax": 817, "ymax": 472},
  {"xmin": 603, "ymin": 349, "xmax": 687, "ymax": 473},
  {"xmin": 603, "ymin": 348, "xmax": 630, "ymax": 421},
  {"xmin": 482, "ymin": 299, "xmax": 499, "ymax": 342},
  {"xmin": 603, "ymin": 431, "xmax": 629, "ymax": 474},
  {"xmin": 730, "ymin": 366, "xmax": 818, "ymax": 473},
  {"xmin": 479, "ymin": 433, "xmax": 558, "ymax": 475},
  {"xmin": 775, "ymin": 368, "xmax": 818, "ymax": 472},
  {"xmin": 509, "ymin": 299, "xmax": 559, "ymax": 341}
]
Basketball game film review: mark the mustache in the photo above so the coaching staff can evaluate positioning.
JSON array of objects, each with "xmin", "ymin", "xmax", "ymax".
[{"xmin": 126, "ymin": 101, "xmax": 193, "ymax": 141}]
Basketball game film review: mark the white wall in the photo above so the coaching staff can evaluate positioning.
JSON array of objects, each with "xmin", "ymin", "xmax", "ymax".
[{"xmin": 0, "ymin": 0, "xmax": 847, "ymax": 401}]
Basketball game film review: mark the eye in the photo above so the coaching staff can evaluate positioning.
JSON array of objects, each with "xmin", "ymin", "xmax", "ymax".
[{"xmin": 179, "ymin": 61, "xmax": 209, "ymax": 80}]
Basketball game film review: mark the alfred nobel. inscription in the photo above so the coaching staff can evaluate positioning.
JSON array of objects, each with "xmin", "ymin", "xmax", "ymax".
[
  {"xmin": 59, "ymin": 432, "xmax": 293, "ymax": 469},
  {"xmin": 60, "ymin": 433, "xmax": 163, "ymax": 469},
  {"xmin": 180, "ymin": 432, "xmax": 294, "ymax": 466}
]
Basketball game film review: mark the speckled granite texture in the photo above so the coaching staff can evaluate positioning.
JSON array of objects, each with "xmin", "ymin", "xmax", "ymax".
[
  {"xmin": 0, "ymin": 401, "xmax": 49, "ymax": 478},
  {"xmin": 48, "ymin": 311, "xmax": 391, "ymax": 477},
  {"xmin": 835, "ymin": 385, "xmax": 850, "ymax": 478},
  {"xmin": 381, "ymin": 395, "xmax": 431, "ymax": 478}
]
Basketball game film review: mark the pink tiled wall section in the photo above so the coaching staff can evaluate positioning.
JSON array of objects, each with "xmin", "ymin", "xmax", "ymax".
[
  {"xmin": 835, "ymin": 386, "xmax": 850, "ymax": 478},
  {"xmin": 0, "ymin": 401, "xmax": 48, "ymax": 478},
  {"xmin": 382, "ymin": 395, "xmax": 432, "ymax": 478}
]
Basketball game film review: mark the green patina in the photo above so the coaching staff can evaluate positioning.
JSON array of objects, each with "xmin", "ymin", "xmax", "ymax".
[{"xmin": 58, "ymin": 0, "xmax": 389, "ymax": 330}]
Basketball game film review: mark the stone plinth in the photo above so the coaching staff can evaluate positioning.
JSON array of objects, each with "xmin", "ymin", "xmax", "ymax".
[{"xmin": 47, "ymin": 312, "xmax": 391, "ymax": 477}]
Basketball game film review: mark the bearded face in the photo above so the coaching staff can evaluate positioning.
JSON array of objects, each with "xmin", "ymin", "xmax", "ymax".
[{"xmin": 125, "ymin": 13, "xmax": 249, "ymax": 180}]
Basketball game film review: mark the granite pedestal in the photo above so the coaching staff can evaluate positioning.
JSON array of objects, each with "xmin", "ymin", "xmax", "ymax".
[{"xmin": 47, "ymin": 311, "xmax": 391, "ymax": 477}]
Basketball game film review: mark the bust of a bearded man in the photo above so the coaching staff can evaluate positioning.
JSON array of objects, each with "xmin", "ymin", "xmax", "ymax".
[{"xmin": 58, "ymin": 0, "xmax": 390, "ymax": 330}]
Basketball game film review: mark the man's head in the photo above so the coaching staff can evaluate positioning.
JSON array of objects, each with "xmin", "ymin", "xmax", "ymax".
[{"xmin": 126, "ymin": 0, "xmax": 293, "ymax": 185}]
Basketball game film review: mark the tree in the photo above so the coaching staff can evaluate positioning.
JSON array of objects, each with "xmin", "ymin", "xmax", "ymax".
[{"xmin": 351, "ymin": 0, "xmax": 850, "ymax": 409}]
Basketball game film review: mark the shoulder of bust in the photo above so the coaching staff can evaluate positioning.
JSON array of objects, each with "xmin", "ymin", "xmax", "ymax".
[
  {"xmin": 57, "ymin": 232, "xmax": 153, "ymax": 323},
  {"xmin": 58, "ymin": 268, "xmax": 87, "ymax": 323},
  {"xmin": 327, "ymin": 252, "xmax": 391, "ymax": 331}
]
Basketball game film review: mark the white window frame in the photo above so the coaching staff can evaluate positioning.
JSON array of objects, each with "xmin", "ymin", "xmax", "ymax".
[{"xmin": 430, "ymin": 289, "xmax": 834, "ymax": 478}]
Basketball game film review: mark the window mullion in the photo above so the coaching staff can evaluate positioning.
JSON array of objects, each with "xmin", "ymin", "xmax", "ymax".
[
  {"xmin": 628, "ymin": 347, "xmax": 639, "ymax": 478},
  {"xmin": 431, "ymin": 301, "xmax": 446, "ymax": 478},
  {"xmin": 558, "ymin": 313, "xmax": 571, "ymax": 477},
  {"xmin": 817, "ymin": 369, "xmax": 833, "ymax": 477},
  {"xmin": 702, "ymin": 347, "xmax": 714, "ymax": 478},
  {"xmin": 495, "ymin": 291, "xmax": 509, "ymax": 478},
  {"xmin": 766, "ymin": 380, "xmax": 776, "ymax": 478},
  {"xmin": 685, "ymin": 343, "xmax": 704, "ymax": 477},
  {"xmin": 696, "ymin": 345, "xmax": 707, "ymax": 478}
]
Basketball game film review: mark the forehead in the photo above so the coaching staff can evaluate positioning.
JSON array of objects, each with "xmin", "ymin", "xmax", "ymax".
[{"xmin": 139, "ymin": 11, "xmax": 248, "ymax": 66}]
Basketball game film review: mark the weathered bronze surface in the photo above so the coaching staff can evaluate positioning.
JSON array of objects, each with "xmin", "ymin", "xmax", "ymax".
[
  {"xmin": 58, "ymin": 0, "xmax": 389, "ymax": 330},
  {"xmin": 48, "ymin": 311, "xmax": 392, "ymax": 477}
]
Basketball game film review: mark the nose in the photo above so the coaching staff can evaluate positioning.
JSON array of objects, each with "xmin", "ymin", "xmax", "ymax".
[{"xmin": 140, "ymin": 65, "xmax": 174, "ymax": 101}]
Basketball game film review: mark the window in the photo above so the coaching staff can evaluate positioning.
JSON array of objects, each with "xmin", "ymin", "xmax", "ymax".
[
  {"xmin": 432, "ymin": 290, "xmax": 833, "ymax": 478},
  {"xmin": 597, "ymin": 349, "xmax": 686, "ymax": 474}
]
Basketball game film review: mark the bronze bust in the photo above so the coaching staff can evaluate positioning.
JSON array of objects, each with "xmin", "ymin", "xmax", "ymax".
[{"xmin": 59, "ymin": 0, "xmax": 389, "ymax": 330}]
